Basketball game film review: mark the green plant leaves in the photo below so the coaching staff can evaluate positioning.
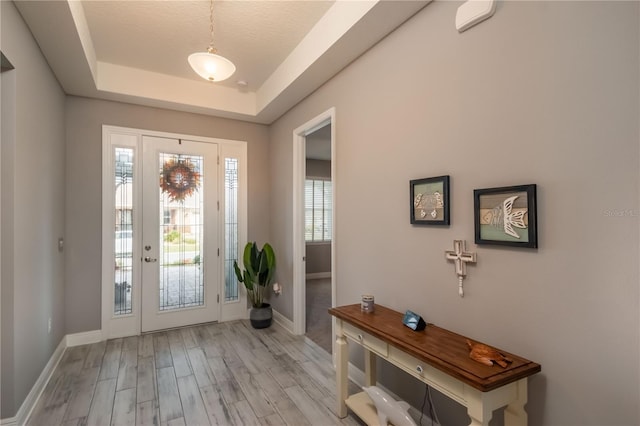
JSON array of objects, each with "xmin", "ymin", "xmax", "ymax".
[{"xmin": 234, "ymin": 241, "xmax": 277, "ymax": 308}]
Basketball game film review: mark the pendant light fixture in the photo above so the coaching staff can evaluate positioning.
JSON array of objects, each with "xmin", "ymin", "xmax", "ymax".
[{"xmin": 188, "ymin": 0, "xmax": 236, "ymax": 82}]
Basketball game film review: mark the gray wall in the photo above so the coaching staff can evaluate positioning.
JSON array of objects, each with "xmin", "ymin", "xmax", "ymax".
[
  {"xmin": 305, "ymin": 243, "xmax": 331, "ymax": 275},
  {"xmin": 269, "ymin": 1, "xmax": 639, "ymax": 425},
  {"xmin": 1, "ymin": 1, "xmax": 67, "ymax": 417},
  {"xmin": 65, "ymin": 96, "xmax": 270, "ymax": 333},
  {"xmin": 306, "ymin": 159, "xmax": 331, "ymax": 275}
]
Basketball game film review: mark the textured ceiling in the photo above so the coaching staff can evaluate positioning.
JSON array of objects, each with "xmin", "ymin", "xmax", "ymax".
[
  {"xmin": 82, "ymin": 1, "xmax": 334, "ymax": 90},
  {"xmin": 15, "ymin": 0, "xmax": 431, "ymax": 123}
]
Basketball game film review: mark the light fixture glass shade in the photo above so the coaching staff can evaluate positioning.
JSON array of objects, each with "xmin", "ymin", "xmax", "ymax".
[{"xmin": 188, "ymin": 51, "xmax": 236, "ymax": 82}]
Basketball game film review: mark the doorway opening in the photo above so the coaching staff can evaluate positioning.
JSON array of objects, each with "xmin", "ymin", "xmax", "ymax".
[
  {"xmin": 1, "ymin": 51, "xmax": 16, "ymax": 409},
  {"xmin": 304, "ymin": 124, "xmax": 332, "ymax": 353},
  {"xmin": 292, "ymin": 108, "xmax": 336, "ymax": 354}
]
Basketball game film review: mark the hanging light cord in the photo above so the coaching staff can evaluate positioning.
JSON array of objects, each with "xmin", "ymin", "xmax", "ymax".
[
  {"xmin": 187, "ymin": 0, "xmax": 235, "ymax": 82},
  {"xmin": 207, "ymin": 0, "xmax": 217, "ymax": 54}
]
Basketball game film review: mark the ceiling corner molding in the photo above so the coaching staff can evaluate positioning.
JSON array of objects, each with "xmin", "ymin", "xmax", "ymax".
[
  {"xmin": 14, "ymin": 0, "xmax": 97, "ymax": 94},
  {"xmin": 66, "ymin": 0, "xmax": 98, "ymax": 81},
  {"xmin": 256, "ymin": 0, "xmax": 379, "ymax": 113},
  {"xmin": 16, "ymin": 0, "xmax": 432, "ymax": 124},
  {"xmin": 96, "ymin": 62, "xmax": 257, "ymax": 119},
  {"xmin": 253, "ymin": 0, "xmax": 431, "ymax": 123}
]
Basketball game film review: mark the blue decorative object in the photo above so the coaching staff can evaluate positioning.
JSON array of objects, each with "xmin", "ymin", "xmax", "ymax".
[{"xmin": 402, "ymin": 310, "xmax": 426, "ymax": 331}]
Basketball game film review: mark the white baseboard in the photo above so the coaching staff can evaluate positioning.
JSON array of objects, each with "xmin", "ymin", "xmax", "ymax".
[
  {"xmin": 0, "ymin": 329, "xmax": 101, "ymax": 425},
  {"xmin": 305, "ymin": 272, "xmax": 331, "ymax": 280},
  {"xmin": 272, "ymin": 309, "xmax": 294, "ymax": 334},
  {"xmin": 0, "ymin": 416, "xmax": 17, "ymax": 426},
  {"xmin": 65, "ymin": 329, "xmax": 103, "ymax": 347},
  {"xmin": 2, "ymin": 319, "xmax": 388, "ymax": 425},
  {"xmin": 0, "ymin": 337, "xmax": 67, "ymax": 426}
]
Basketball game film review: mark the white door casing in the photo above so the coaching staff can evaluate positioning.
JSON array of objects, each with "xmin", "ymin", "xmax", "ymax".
[
  {"xmin": 292, "ymin": 108, "xmax": 337, "ymax": 341},
  {"xmin": 102, "ymin": 126, "xmax": 247, "ymax": 339}
]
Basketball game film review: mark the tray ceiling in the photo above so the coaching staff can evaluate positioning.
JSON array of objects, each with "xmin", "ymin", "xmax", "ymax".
[{"xmin": 15, "ymin": 0, "xmax": 430, "ymax": 124}]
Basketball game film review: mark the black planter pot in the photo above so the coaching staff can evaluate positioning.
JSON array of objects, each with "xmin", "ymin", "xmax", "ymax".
[{"xmin": 250, "ymin": 303, "xmax": 272, "ymax": 329}]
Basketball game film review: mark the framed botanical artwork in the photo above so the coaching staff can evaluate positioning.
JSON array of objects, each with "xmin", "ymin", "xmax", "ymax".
[
  {"xmin": 410, "ymin": 175, "xmax": 450, "ymax": 225},
  {"xmin": 474, "ymin": 184, "xmax": 538, "ymax": 248}
]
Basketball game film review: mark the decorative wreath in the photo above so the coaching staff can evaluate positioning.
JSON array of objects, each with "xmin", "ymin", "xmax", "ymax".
[{"xmin": 160, "ymin": 157, "xmax": 201, "ymax": 202}]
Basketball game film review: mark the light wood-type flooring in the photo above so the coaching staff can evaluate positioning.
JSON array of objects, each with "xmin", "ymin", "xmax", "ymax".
[{"xmin": 27, "ymin": 321, "xmax": 363, "ymax": 426}]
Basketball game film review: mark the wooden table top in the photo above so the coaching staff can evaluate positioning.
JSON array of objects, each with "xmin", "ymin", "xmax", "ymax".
[{"xmin": 329, "ymin": 304, "xmax": 541, "ymax": 392}]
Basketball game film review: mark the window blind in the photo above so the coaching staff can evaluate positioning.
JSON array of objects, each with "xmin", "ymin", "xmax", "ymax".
[{"xmin": 305, "ymin": 178, "xmax": 332, "ymax": 242}]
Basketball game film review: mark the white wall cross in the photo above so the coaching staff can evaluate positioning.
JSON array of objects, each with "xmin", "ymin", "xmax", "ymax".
[{"xmin": 445, "ymin": 240, "xmax": 477, "ymax": 297}]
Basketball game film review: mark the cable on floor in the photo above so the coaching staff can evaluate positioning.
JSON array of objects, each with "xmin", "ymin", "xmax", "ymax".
[
  {"xmin": 418, "ymin": 383, "xmax": 440, "ymax": 426},
  {"xmin": 419, "ymin": 383, "xmax": 428, "ymax": 425},
  {"xmin": 428, "ymin": 385, "xmax": 440, "ymax": 425}
]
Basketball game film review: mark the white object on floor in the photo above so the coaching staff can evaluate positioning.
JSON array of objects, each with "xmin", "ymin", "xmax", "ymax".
[
  {"xmin": 456, "ymin": 0, "xmax": 497, "ymax": 33},
  {"xmin": 362, "ymin": 386, "xmax": 417, "ymax": 426}
]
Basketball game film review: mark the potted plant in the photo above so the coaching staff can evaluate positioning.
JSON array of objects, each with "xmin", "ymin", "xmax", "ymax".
[{"xmin": 233, "ymin": 241, "xmax": 276, "ymax": 328}]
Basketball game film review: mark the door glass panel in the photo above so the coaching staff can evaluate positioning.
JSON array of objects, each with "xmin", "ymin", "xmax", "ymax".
[
  {"xmin": 158, "ymin": 153, "xmax": 204, "ymax": 310},
  {"xmin": 114, "ymin": 147, "xmax": 133, "ymax": 315},
  {"xmin": 224, "ymin": 158, "xmax": 239, "ymax": 302}
]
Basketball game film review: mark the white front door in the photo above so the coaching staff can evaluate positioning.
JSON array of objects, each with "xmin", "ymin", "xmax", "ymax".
[{"xmin": 141, "ymin": 136, "xmax": 219, "ymax": 332}]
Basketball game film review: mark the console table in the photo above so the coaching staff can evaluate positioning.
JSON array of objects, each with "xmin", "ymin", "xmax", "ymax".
[{"xmin": 329, "ymin": 304, "xmax": 541, "ymax": 426}]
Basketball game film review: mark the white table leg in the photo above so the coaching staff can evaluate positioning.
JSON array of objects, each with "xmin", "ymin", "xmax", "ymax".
[
  {"xmin": 467, "ymin": 407, "xmax": 492, "ymax": 426},
  {"xmin": 336, "ymin": 322, "xmax": 349, "ymax": 418},
  {"xmin": 504, "ymin": 379, "xmax": 528, "ymax": 425},
  {"xmin": 364, "ymin": 348, "xmax": 377, "ymax": 387},
  {"xmin": 465, "ymin": 388, "xmax": 492, "ymax": 426}
]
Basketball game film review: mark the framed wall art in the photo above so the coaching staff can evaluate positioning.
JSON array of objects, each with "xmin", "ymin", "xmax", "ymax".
[
  {"xmin": 410, "ymin": 175, "xmax": 450, "ymax": 225},
  {"xmin": 474, "ymin": 184, "xmax": 538, "ymax": 248}
]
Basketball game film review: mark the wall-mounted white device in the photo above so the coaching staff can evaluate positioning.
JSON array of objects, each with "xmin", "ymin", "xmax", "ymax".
[{"xmin": 456, "ymin": 0, "xmax": 497, "ymax": 33}]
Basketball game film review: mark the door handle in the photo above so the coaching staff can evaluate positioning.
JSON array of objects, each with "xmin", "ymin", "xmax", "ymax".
[{"xmin": 144, "ymin": 256, "xmax": 157, "ymax": 263}]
